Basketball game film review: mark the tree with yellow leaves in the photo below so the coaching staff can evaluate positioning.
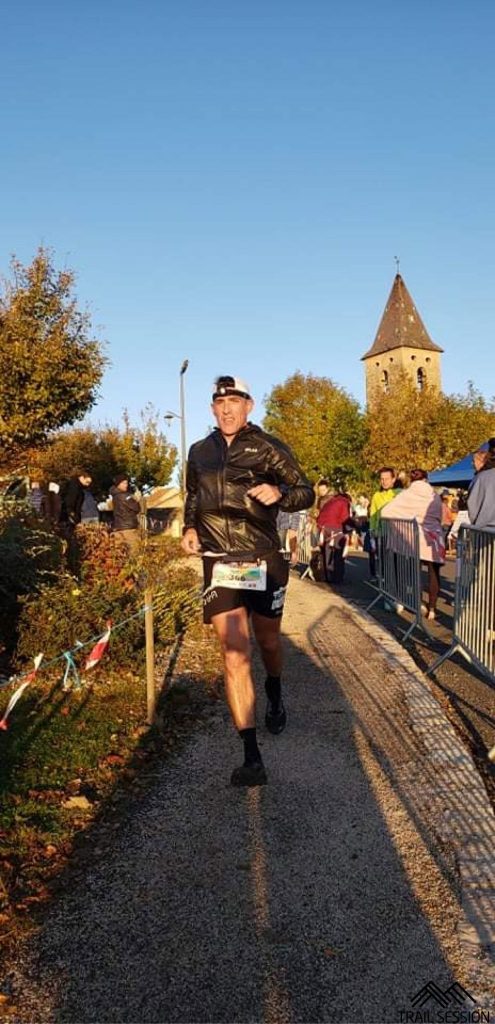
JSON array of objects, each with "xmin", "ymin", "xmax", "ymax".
[
  {"xmin": 263, "ymin": 372, "xmax": 368, "ymax": 487},
  {"xmin": 31, "ymin": 406, "xmax": 177, "ymax": 496},
  {"xmin": 0, "ymin": 248, "xmax": 106, "ymax": 469},
  {"xmin": 364, "ymin": 371, "xmax": 495, "ymax": 472}
]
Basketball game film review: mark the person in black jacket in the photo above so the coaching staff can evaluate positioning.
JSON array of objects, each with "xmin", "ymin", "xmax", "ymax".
[
  {"xmin": 59, "ymin": 469, "xmax": 93, "ymax": 535},
  {"xmin": 110, "ymin": 474, "xmax": 141, "ymax": 552},
  {"xmin": 182, "ymin": 375, "xmax": 314, "ymax": 787},
  {"xmin": 59, "ymin": 468, "xmax": 93, "ymax": 572}
]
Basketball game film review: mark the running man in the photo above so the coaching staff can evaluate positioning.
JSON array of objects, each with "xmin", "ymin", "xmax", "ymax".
[{"xmin": 182, "ymin": 375, "xmax": 314, "ymax": 787}]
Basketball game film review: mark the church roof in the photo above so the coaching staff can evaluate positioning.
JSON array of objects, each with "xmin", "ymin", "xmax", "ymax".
[{"xmin": 361, "ymin": 274, "xmax": 443, "ymax": 360}]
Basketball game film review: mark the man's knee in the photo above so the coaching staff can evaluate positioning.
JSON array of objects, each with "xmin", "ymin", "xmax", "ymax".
[
  {"xmin": 254, "ymin": 620, "xmax": 282, "ymax": 656},
  {"xmin": 222, "ymin": 643, "xmax": 251, "ymax": 676},
  {"xmin": 259, "ymin": 635, "xmax": 280, "ymax": 657}
]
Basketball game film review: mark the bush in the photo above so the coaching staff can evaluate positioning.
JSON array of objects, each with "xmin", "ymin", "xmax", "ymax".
[
  {"xmin": 15, "ymin": 527, "xmax": 199, "ymax": 674},
  {"xmin": 132, "ymin": 533, "xmax": 200, "ymax": 646},
  {"xmin": 16, "ymin": 570, "xmax": 142, "ymax": 670},
  {"xmin": 74, "ymin": 521, "xmax": 133, "ymax": 587},
  {"xmin": 0, "ymin": 499, "xmax": 62, "ymax": 655}
]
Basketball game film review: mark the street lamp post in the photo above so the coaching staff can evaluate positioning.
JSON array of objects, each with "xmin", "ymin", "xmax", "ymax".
[
  {"xmin": 179, "ymin": 359, "xmax": 188, "ymax": 499},
  {"xmin": 165, "ymin": 359, "xmax": 189, "ymax": 504}
]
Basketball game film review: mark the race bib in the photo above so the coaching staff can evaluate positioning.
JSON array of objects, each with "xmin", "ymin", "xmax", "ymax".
[{"xmin": 211, "ymin": 560, "xmax": 267, "ymax": 591}]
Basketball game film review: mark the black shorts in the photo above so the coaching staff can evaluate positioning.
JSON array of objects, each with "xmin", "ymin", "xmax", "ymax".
[{"xmin": 202, "ymin": 552, "xmax": 289, "ymax": 624}]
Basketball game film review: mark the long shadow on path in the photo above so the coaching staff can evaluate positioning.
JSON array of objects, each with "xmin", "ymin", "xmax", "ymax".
[{"xmin": 19, "ymin": 583, "xmax": 483, "ymax": 1023}]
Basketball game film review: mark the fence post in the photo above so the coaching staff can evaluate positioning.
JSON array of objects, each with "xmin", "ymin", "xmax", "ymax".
[
  {"xmin": 366, "ymin": 518, "xmax": 431, "ymax": 643},
  {"xmin": 140, "ymin": 494, "xmax": 156, "ymax": 725},
  {"xmin": 144, "ymin": 589, "xmax": 155, "ymax": 725},
  {"xmin": 427, "ymin": 524, "xmax": 495, "ymax": 698}
]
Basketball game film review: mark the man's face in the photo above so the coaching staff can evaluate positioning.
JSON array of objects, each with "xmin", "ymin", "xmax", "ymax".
[
  {"xmin": 380, "ymin": 471, "xmax": 395, "ymax": 490},
  {"xmin": 473, "ymin": 452, "xmax": 486, "ymax": 472},
  {"xmin": 117, "ymin": 479, "xmax": 129, "ymax": 492},
  {"xmin": 80, "ymin": 475, "xmax": 92, "ymax": 487},
  {"xmin": 212, "ymin": 395, "xmax": 254, "ymax": 437}
]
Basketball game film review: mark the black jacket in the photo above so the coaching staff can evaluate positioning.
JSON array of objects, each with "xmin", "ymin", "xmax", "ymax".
[
  {"xmin": 60, "ymin": 477, "xmax": 85, "ymax": 525},
  {"xmin": 110, "ymin": 486, "xmax": 140, "ymax": 531},
  {"xmin": 185, "ymin": 424, "xmax": 314, "ymax": 555}
]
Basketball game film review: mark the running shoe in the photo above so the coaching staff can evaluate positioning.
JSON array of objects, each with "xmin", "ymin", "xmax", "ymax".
[
  {"xmin": 230, "ymin": 761, "xmax": 267, "ymax": 787},
  {"xmin": 265, "ymin": 700, "xmax": 287, "ymax": 735}
]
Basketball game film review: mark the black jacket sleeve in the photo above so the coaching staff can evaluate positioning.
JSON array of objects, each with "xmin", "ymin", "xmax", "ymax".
[
  {"xmin": 265, "ymin": 436, "xmax": 315, "ymax": 513},
  {"xmin": 184, "ymin": 446, "xmax": 199, "ymax": 530}
]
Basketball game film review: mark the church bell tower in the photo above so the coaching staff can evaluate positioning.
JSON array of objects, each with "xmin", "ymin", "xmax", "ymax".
[{"xmin": 362, "ymin": 273, "xmax": 443, "ymax": 406}]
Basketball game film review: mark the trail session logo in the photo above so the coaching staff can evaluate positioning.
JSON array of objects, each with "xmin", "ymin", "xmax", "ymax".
[{"xmin": 399, "ymin": 981, "xmax": 490, "ymax": 1023}]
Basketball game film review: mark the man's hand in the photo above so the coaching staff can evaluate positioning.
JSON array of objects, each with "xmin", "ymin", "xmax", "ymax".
[
  {"xmin": 181, "ymin": 528, "xmax": 201, "ymax": 555},
  {"xmin": 247, "ymin": 484, "xmax": 282, "ymax": 506}
]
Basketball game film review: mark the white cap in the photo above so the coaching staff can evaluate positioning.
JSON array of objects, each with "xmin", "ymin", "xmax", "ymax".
[{"xmin": 212, "ymin": 375, "xmax": 251, "ymax": 400}]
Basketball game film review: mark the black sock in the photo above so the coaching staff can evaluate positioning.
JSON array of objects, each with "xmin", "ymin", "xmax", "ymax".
[
  {"xmin": 239, "ymin": 727, "xmax": 262, "ymax": 765},
  {"xmin": 265, "ymin": 675, "xmax": 281, "ymax": 709}
]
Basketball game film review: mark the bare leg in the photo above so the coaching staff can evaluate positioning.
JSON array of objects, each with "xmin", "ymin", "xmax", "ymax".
[
  {"xmin": 287, "ymin": 528, "xmax": 298, "ymax": 564},
  {"xmin": 251, "ymin": 612, "xmax": 283, "ymax": 677},
  {"xmin": 210, "ymin": 607, "xmax": 256, "ymax": 730},
  {"xmin": 252, "ymin": 612, "xmax": 287, "ymax": 734},
  {"xmin": 211, "ymin": 607, "xmax": 267, "ymax": 785}
]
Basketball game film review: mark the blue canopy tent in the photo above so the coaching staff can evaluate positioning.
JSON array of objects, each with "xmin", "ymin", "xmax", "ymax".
[{"xmin": 429, "ymin": 441, "xmax": 489, "ymax": 488}]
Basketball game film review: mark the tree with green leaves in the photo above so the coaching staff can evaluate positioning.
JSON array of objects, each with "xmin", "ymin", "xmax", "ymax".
[
  {"xmin": 263, "ymin": 372, "xmax": 368, "ymax": 488},
  {"xmin": 31, "ymin": 406, "xmax": 177, "ymax": 496},
  {"xmin": 364, "ymin": 372, "xmax": 495, "ymax": 472},
  {"xmin": 0, "ymin": 248, "xmax": 106, "ymax": 469}
]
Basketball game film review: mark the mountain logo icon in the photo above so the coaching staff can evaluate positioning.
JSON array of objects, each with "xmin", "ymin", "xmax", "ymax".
[{"xmin": 411, "ymin": 981, "xmax": 477, "ymax": 1009}]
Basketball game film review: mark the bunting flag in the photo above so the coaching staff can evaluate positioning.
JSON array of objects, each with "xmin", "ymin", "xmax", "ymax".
[
  {"xmin": 0, "ymin": 609, "xmax": 141, "ymax": 734},
  {"xmin": 62, "ymin": 650, "xmax": 81, "ymax": 692},
  {"xmin": 22, "ymin": 653, "xmax": 44, "ymax": 685},
  {"xmin": 0, "ymin": 653, "xmax": 44, "ymax": 731},
  {"xmin": 84, "ymin": 623, "xmax": 112, "ymax": 672}
]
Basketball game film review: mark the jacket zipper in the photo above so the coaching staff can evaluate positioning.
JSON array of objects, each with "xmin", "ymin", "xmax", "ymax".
[{"xmin": 218, "ymin": 435, "xmax": 233, "ymax": 551}]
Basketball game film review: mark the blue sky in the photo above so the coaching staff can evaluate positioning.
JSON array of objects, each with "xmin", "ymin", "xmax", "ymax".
[{"xmin": 1, "ymin": 0, "xmax": 494, "ymax": 451}]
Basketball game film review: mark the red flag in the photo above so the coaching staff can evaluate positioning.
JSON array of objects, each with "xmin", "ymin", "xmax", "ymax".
[{"xmin": 84, "ymin": 624, "xmax": 111, "ymax": 672}]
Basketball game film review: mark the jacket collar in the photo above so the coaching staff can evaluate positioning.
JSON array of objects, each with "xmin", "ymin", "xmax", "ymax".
[{"xmin": 212, "ymin": 423, "xmax": 261, "ymax": 445}]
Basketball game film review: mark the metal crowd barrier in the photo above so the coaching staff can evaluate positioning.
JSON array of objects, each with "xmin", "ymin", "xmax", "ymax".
[
  {"xmin": 366, "ymin": 518, "xmax": 429, "ymax": 642},
  {"xmin": 428, "ymin": 525, "xmax": 495, "ymax": 687},
  {"xmin": 295, "ymin": 513, "xmax": 316, "ymax": 581}
]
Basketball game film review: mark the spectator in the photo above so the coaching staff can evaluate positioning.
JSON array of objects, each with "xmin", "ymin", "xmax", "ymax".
[
  {"xmin": 381, "ymin": 468, "xmax": 445, "ymax": 620},
  {"xmin": 317, "ymin": 488, "xmax": 352, "ymax": 584},
  {"xmin": 59, "ymin": 469, "xmax": 93, "ymax": 538},
  {"xmin": 277, "ymin": 509, "xmax": 301, "ymax": 564},
  {"xmin": 110, "ymin": 473, "xmax": 141, "ymax": 552},
  {"xmin": 467, "ymin": 448, "xmax": 495, "ymax": 529},
  {"xmin": 45, "ymin": 481, "xmax": 62, "ymax": 528},
  {"xmin": 352, "ymin": 494, "xmax": 369, "ymax": 549},
  {"xmin": 366, "ymin": 468, "xmax": 400, "ymax": 582},
  {"xmin": 59, "ymin": 468, "xmax": 93, "ymax": 573},
  {"xmin": 315, "ymin": 478, "xmax": 331, "ymax": 512},
  {"xmin": 450, "ymin": 491, "xmax": 470, "ymax": 546},
  {"xmin": 440, "ymin": 490, "xmax": 455, "ymax": 552},
  {"xmin": 28, "ymin": 479, "xmax": 44, "ymax": 516},
  {"xmin": 81, "ymin": 485, "xmax": 99, "ymax": 524}
]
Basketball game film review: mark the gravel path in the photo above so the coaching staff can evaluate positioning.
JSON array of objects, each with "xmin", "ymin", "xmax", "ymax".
[
  {"xmin": 341, "ymin": 549, "xmax": 495, "ymax": 807},
  {"xmin": 7, "ymin": 577, "xmax": 495, "ymax": 1023}
]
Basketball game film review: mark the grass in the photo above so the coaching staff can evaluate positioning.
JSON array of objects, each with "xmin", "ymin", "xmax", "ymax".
[{"xmin": 0, "ymin": 615, "xmax": 224, "ymax": 956}]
